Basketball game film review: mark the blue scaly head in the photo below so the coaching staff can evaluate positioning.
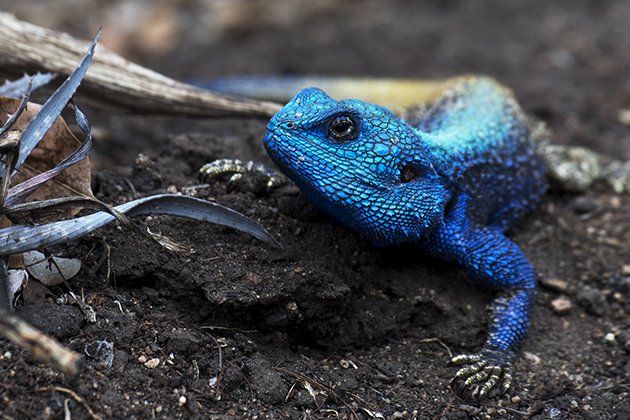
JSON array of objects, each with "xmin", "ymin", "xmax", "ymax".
[{"xmin": 263, "ymin": 88, "xmax": 450, "ymax": 246}]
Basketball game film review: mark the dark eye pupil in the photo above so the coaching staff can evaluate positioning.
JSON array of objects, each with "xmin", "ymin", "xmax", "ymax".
[
  {"xmin": 333, "ymin": 122, "xmax": 350, "ymax": 133},
  {"xmin": 329, "ymin": 116, "xmax": 356, "ymax": 140},
  {"xmin": 400, "ymin": 163, "xmax": 420, "ymax": 183}
]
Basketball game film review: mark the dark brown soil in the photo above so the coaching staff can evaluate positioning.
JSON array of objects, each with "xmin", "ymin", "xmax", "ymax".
[{"xmin": 1, "ymin": 1, "xmax": 630, "ymax": 418}]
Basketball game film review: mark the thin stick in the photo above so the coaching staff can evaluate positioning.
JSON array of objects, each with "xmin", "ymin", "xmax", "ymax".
[
  {"xmin": 36, "ymin": 386, "xmax": 101, "ymax": 420},
  {"xmin": 418, "ymin": 337, "xmax": 453, "ymax": 358},
  {"xmin": 0, "ymin": 308, "xmax": 83, "ymax": 376},
  {"xmin": 0, "ymin": 13, "xmax": 282, "ymax": 118}
]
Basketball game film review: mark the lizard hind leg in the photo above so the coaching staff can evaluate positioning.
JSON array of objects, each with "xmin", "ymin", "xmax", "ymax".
[
  {"xmin": 449, "ymin": 287, "xmax": 534, "ymax": 402},
  {"xmin": 423, "ymin": 194, "xmax": 536, "ymax": 401},
  {"xmin": 535, "ymin": 131, "xmax": 630, "ymax": 194}
]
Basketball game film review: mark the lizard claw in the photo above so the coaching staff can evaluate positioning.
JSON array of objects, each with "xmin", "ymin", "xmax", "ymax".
[{"xmin": 450, "ymin": 351, "xmax": 513, "ymax": 402}]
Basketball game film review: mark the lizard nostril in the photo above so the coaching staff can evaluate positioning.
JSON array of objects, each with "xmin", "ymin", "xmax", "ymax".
[{"xmin": 400, "ymin": 163, "xmax": 421, "ymax": 183}]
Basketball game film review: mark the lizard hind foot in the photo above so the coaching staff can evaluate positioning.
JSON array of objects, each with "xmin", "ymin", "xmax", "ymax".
[
  {"xmin": 538, "ymin": 142, "xmax": 630, "ymax": 194},
  {"xmin": 450, "ymin": 351, "xmax": 513, "ymax": 403}
]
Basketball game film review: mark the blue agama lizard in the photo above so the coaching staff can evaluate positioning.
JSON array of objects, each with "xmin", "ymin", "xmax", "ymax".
[{"xmin": 198, "ymin": 75, "xmax": 628, "ymax": 400}]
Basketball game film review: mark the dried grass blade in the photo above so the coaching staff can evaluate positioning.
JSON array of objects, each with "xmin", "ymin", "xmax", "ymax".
[{"xmin": 0, "ymin": 194, "xmax": 280, "ymax": 256}]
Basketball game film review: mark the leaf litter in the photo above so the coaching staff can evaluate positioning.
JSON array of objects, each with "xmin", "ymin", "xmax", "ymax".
[{"xmin": 0, "ymin": 29, "xmax": 279, "ymax": 379}]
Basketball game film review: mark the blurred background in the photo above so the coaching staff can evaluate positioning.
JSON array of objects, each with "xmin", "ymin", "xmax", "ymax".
[
  {"xmin": 2, "ymin": 3, "xmax": 629, "ymax": 418},
  {"xmin": 2, "ymin": 0, "xmax": 629, "ymax": 163}
]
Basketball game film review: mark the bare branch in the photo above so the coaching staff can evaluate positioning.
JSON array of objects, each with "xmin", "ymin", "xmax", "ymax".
[
  {"xmin": 0, "ymin": 307, "xmax": 82, "ymax": 376},
  {"xmin": 0, "ymin": 13, "xmax": 281, "ymax": 118}
]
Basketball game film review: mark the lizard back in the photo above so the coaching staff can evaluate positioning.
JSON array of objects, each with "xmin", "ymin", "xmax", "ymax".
[{"xmin": 405, "ymin": 77, "xmax": 547, "ymax": 230}]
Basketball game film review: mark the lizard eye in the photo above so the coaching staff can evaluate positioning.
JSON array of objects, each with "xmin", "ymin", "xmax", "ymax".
[
  {"xmin": 328, "ymin": 115, "xmax": 357, "ymax": 141},
  {"xmin": 400, "ymin": 163, "xmax": 420, "ymax": 183}
]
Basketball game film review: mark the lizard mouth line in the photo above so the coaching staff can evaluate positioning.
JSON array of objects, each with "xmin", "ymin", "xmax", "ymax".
[
  {"xmin": 267, "ymin": 130, "xmax": 395, "ymax": 194},
  {"xmin": 266, "ymin": 129, "xmax": 346, "ymax": 174}
]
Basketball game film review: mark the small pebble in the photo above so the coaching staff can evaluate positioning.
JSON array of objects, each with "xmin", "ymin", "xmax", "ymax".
[
  {"xmin": 511, "ymin": 395, "xmax": 521, "ymax": 403},
  {"xmin": 576, "ymin": 286, "xmax": 606, "ymax": 316},
  {"xmin": 550, "ymin": 296, "xmax": 572, "ymax": 314},
  {"xmin": 592, "ymin": 329, "xmax": 604, "ymax": 339},
  {"xmin": 604, "ymin": 332, "xmax": 616, "ymax": 344},
  {"xmin": 540, "ymin": 278, "xmax": 569, "ymax": 293},
  {"xmin": 178, "ymin": 395, "xmax": 187, "ymax": 406},
  {"xmin": 622, "ymin": 264, "xmax": 630, "ymax": 276},
  {"xmin": 137, "ymin": 355, "xmax": 147, "ymax": 363},
  {"xmin": 609, "ymin": 196, "xmax": 621, "ymax": 209},
  {"xmin": 375, "ymin": 372, "xmax": 392, "ymax": 382},
  {"xmin": 617, "ymin": 329, "xmax": 630, "ymax": 352},
  {"xmin": 571, "ymin": 196, "xmax": 598, "ymax": 214},
  {"xmin": 618, "ymin": 109, "xmax": 630, "ymax": 125},
  {"xmin": 543, "ymin": 407, "xmax": 561, "ymax": 418},
  {"xmin": 84, "ymin": 340, "xmax": 115, "ymax": 367},
  {"xmin": 523, "ymin": 352, "xmax": 541, "ymax": 365},
  {"xmin": 244, "ymin": 272, "xmax": 262, "ymax": 285},
  {"xmin": 144, "ymin": 358, "xmax": 160, "ymax": 369}
]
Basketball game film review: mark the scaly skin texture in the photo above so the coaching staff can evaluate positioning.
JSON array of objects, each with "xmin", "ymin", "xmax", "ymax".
[
  {"xmin": 202, "ymin": 75, "xmax": 630, "ymax": 192},
  {"xmin": 262, "ymin": 76, "xmax": 547, "ymax": 400}
]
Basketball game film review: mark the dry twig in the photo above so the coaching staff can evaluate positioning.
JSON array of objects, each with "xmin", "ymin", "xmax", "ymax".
[
  {"xmin": 36, "ymin": 386, "xmax": 101, "ymax": 420},
  {"xmin": 276, "ymin": 367, "xmax": 359, "ymax": 419},
  {"xmin": 418, "ymin": 337, "xmax": 453, "ymax": 358},
  {"xmin": 0, "ymin": 13, "xmax": 282, "ymax": 118},
  {"xmin": 0, "ymin": 308, "xmax": 82, "ymax": 375}
]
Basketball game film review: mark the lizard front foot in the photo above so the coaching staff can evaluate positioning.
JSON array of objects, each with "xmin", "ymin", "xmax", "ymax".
[
  {"xmin": 450, "ymin": 349, "xmax": 513, "ymax": 402},
  {"xmin": 199, "ymin": 159, "xmax": 287, "ymax": 191}
]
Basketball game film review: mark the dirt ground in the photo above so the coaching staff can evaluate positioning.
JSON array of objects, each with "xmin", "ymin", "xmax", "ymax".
[{"xmin": 1, "ymin": 0, "xmax": 630, "ymax": 418}]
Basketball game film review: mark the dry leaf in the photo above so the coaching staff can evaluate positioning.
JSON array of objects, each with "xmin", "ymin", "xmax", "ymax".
[
  {"xmin": 0, "ymin": 96, "xmax": 92, "ymax": 212},
  {"xmin": 23, "ymin": 250, "xmax": 82, "ymax": 286}
]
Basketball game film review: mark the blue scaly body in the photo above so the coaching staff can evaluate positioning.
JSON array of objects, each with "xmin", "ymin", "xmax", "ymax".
[
  {"xmin": 262, "ymin": 76, "xmax": 546, "ymax": 399},
  {"xmin": 200, "ymin": 75, "xmax": 548, "ymax": 399}
]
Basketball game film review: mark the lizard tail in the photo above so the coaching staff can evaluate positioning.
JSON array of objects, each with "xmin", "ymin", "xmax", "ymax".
[
  {"xmin": 194, "ymin": 76, "xmax": 310, "ymax": 104},
  {"xmin": 193, "ymin": 75, "xmax": 465, "ymax": 112}
]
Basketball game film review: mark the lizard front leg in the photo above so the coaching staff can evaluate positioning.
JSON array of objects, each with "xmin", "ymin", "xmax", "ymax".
[
  {"xmin": 424, "ymin": 194, "xmax": 536, "ymax": 401},
  {"xmin": 199, "ymin": 158, "xmax": 287, "ymax": 190}
]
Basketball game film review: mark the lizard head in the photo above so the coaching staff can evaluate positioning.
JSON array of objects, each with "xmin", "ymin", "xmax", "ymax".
[{"xmin": 264, "ymin": 88, "xmax": 449, "ymax": 246}]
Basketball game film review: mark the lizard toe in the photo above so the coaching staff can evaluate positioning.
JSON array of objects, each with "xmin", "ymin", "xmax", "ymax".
[
  {"xmin": 199, "ymin": 159, "xmax": 247, "ymax": 183},
  {"xmin": 199, "ymin": 159, "xmax": 287, "ymax": 194},
  {"xmin": 450, "ymin": 351, "xmax": 514, "ymax": 403}
]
